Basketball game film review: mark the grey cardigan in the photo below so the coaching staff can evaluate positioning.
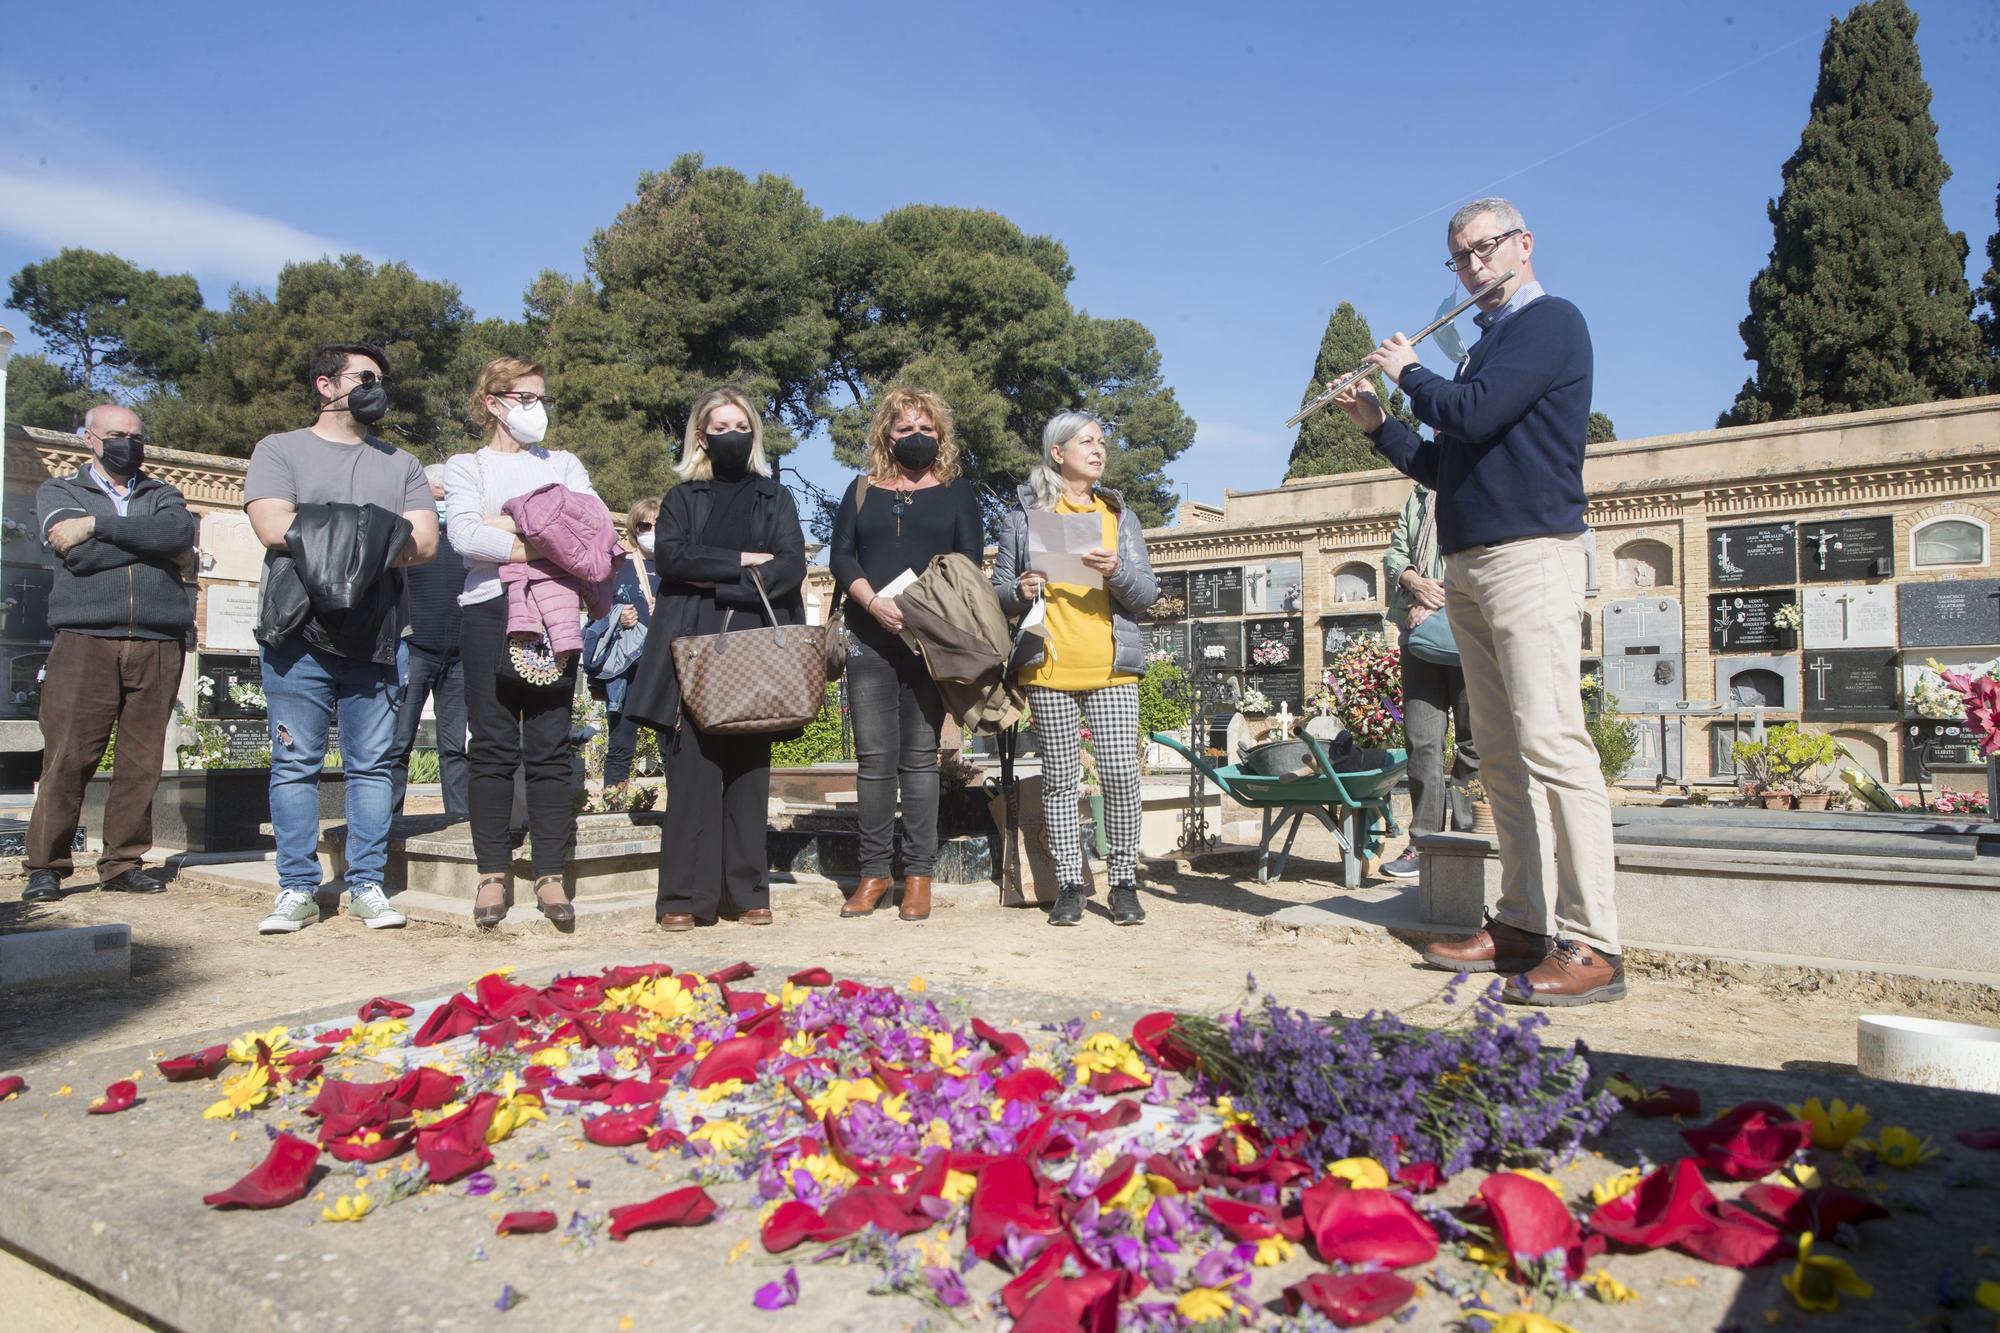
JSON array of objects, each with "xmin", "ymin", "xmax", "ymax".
[{"xmin": 992, "ymin": 483, "xmax": 1160, "ymax": 679}]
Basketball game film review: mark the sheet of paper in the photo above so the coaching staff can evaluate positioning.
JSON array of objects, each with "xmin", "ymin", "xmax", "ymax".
[
  {"xmin": 879, "ymin": 568, "xmax": 919, "ymax": 598},
  {"xmin": 1025, "ymin": 509, "xmax": 1105, "ymax": 589}
]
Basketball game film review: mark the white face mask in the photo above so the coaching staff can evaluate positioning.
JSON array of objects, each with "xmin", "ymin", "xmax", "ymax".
[
  {"xmin": 636, "ymin": 532, "xmax": 656, "ymax": 555},
  {"xmin": 501, "ymin": 400, "xmax": 549, "ymax": 446}
]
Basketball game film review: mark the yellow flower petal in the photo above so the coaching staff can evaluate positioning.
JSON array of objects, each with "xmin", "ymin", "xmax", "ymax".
[
  {"xmin": 1325, "ymin": 1157, "xmax": 1391, "ymax": 1190},
  {"xmin": 1175, "ymin": 1286, "xmax": 1237, "ymax": 1323},
  {"xmin": 1585, "ymin": 1269, "xmax": 1639, "ymax": 1304},
  {"xmin": 1508, "ymin": 1167, "xmax": 1567, "ymax": 1199},
  {"xmin": 1591, "ymin": 1167, "xmax": 1645, "ymax": 1207},
  {"xmin": 1252, "ymin": 1234, "xmax": 1298, "ymax": 1267}
]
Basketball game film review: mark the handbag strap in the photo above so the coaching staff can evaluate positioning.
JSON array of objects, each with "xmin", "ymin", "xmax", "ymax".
[{"xmin": 629, "ymin": 551, "xmax": 656, "ymax": 613}]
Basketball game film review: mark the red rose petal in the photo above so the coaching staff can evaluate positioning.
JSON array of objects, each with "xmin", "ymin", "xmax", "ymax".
[
  {"xmin": 602, "ymin": 1079, "xmax": 670, "ymax": 1107},
  {"xmin": 1284, "ymin": 1272, "xmax": 1418, "ymax": 1328},
  {"xmin": 157, "ymin": 1044, "xmax": 230, "ymax": 1082},
  {"xmin": 1675, "ymin": 1202, "xmax": 1790, "ymax": 1269},
  {"xmin": 707, "ymin": 961, "xmax": 756, "ymax": 985},
  {"xmin": 412, "ymin": 993, "xmax": 489, "ymax": 1047},
  {"xmin": 1086, "ymin": 1100, "xmax": 1142, "ymax": 1134},
  {"xmin": 324, "ymin": 1126, "xmax": 415, "ymax": 1164},
  {"xmin": 86, "ymin": 1080, "xmax": 139, "ymax": 1115},
  {"xmin": 1681, "ymin": 1104, "xmax": 1812, "ymax": 1181},
  {"xmin": 689, "ymin": 1035, "xmax": 776, "ymax": 1088},
  {"xmin": 1088, "ymin": 1069, "xmax": 1150, "ymax": 1095},
  {"xmin": 1588, "ymin": 1158, "xmax": 1717, "ymax": 1250},
  {"xmin": 583, "ymin": 1105, "xmax": 660, "ymax": 1148},
  {"xmin": 599, "ymin": 963, "xmax": 673, "ymax": 989},
  {"xmin": 1956, "ymin": 1127, "xmax": 2000, "ymax": 1151},
  {"xmin": 762, "ymin": 1199, "xmax": 826, "ymax": 1252},
  {"xmin": 414, "ymin": 1093, "xmax": 497, "ymax": 1184},
  {"xmin": 1396, "ymin": 1161, "xmax": 1444, "ymax": 1193},
  {"xmin": 1204, "ymin": 1193, "xmax": 1280, "ymax": 1241},
  {"xmin": 994, "ymin": 1068, "xmax": 1063, "ymax": 1103},
  {"xmin": 1130, "ymin": 1012, "xmax": 1199, "ymax": 1072},
  {"xmin": 645, "ymin": 1125, "xmax": 687, "ymax": 1153},
  {"xmin": 815, "ymin": 1185, "xmax": 937, "ymax": 1240},
  {"xmin": 497, "ymin": 1210, "xmax": 558, "ymax": 1235},
  {"xmin": 357, "ymin": 996, "xmax": 414, "ymax": 1021},
  {"xmin": 968, "ymin": 1155, "xmax": 1060, "ymax": 1260},
  {"xmin": 0, "ymin": 1075, "xmax": 26, "ymax": 1100},
  {"xmin": 1012, "ymin": 1270, "xmax": 1120, "ymax": 1333},
  {"xmin": 1630, "ymin": 1085, "xmax": 1702, "ymax": 1118},
  {"xmin": 786, "ymin": 967, "xmax": 833, "ymax": 987},
  {"xmin": 1477, "ymin": 1172, "xmax": 1581, "ymax": 1264},
  {"xmin": 970, "ymin": 1017, "xmax": 1029, "ymax": 1062},
  {"xmin": 1300, "ymin": 1176, "xmax": 1439, "ymax": 1268},
  {"xmin": 387, "ymin": 1067, "xmax": 463, "ymax": 1111},
  {"xmin": 607, "ymin": 1184, "xmax": 719, "ymax": 1240},
  {"xmin": 1739, "ymin": 1183, "xmax": 1890, "ymax": 1240},
  {"xmin": 203, "ymin": 1132, "xmax": 321, "ymax": 1209}
]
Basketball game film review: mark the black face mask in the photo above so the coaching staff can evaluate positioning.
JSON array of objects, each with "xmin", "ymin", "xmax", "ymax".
[
  {"xmin": 324, "ymin": 377, "xmax": 391, "ymax": 425},
  {"xmin": 98, "ymin": 435, "xmax": 144, "ymax": 476},
  {"xmin": 892, "ymin": 432, "xmax": 940, "ymax": 472},
  {"xmin": 705, "ymin": 430, "xmax": 754, "ymax": 480}
]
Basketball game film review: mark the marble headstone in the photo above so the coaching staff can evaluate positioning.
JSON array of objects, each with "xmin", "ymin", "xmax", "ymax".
[
  {"xmin": 1708, "ymin": 522, "xmax": 1795, "ymax": 588},
  {"xmin": 1899, "ymin": 579, "xmax": 2000, "ymax": 648},
  {"xmin": 1709, "ymin": 591, "xmax": 1797, "ymax": 653},
  {"xmin": 1800, "ymin": 648, "xmax": 1900, "ymax": 720},
  {"xmin": 1797, "ymin": 516, "xmax": 1895, "ymax": 582},
  {"xmin": 1601, "ymin": 597, "xmax": 1684, "ymax": 712},
  {"xmin": 1800, "ymin": 585, "xmax": 1896, "ymax": 650}
]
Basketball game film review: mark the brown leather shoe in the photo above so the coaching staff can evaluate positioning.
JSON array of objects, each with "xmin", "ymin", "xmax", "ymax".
[
  {"xmin": 740, "ymin": 908, "xmax": 773, "ymax": 926},
  {"xmin": 1421, "ymin": 919, "xmax": 1550, "ymax": 974},
  {"xmin": 1509, "ymin": 939, "xmax": 1627, "ymax": 1006},
  {"xmin": 842, "ymin": 877, "xmax": 893, "ymax": 918},
  {"xmin": 658, "ymin": 912, "xmax": 695, "ymax": 932},
  {"xmin": 898, "ymin": 875, "xmax": 932, "ymax": 921}
]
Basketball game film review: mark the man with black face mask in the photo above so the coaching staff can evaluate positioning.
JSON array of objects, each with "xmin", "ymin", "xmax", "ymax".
[
  {"xmin": 242, "ymin": 342, "xmax": 438, "ymax": 935},
  {"xmin": 25, "ymin": 403, "xmax": 198, "ymax": 903}
]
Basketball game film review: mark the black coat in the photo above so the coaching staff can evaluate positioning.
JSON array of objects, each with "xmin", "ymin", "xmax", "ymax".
[
  {"xmin": 255, "ymin": 502, "xmax": 412, "ymax": 666},
  {"xmin": 621, "ymin": 477, "xmax": 807, "ymax": 735}
]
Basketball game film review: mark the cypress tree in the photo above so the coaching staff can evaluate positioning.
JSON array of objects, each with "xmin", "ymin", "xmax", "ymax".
[
  {"xmin": 1721, "ymin": 0, "xmax": 1984, "ymax": 426},
  {"xmin": 1587, "ymin": 411, "xmax": 1617, "ymax": 444},
  {"xmin": 1978, "ymin": 181, "xmax": 2000, "ymax": 373},
  {"xmin": 1286, "ymin": 302, "xmax": 1416, "ymax": 480}
]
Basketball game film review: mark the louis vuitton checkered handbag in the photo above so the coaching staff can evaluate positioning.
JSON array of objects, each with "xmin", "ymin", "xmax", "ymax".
[{"xmin": 670, "ymin": 567, "xmax": 825, "ymax": 734}]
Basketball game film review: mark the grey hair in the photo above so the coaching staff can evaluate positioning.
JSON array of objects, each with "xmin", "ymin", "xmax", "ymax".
[
  {"xmin": 1447, "ymin": 197, "xmax": 1526, "ymax": 241},
  {"xmin": 79, "ymin": 403, "xmax": 121, "ymax": 435},
  {"xmin": 1027, "ymin": 410, "xmax": 1105, "ymax": 512}
]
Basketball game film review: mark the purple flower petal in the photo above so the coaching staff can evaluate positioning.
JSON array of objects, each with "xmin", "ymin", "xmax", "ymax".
[
  {"xmin": 464, "ymin": 1172, "xmax": 496, "ymax": 1198},
  {"xmin": 753, "ymin": 1266, "xmax": 799, "ymax": 1311},
  {"xmin": 923, "ymin": 1266, "xmax": 969, "ymax": 1307}
]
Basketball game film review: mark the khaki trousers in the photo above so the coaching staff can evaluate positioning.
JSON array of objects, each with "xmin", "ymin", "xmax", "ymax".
[
  {"xmin": 1444, "ymin": 533, "xmax": 1619, "ymax": 953},
  {"xmin": 27, "ymin": 631, "xmax": 184, "ymax": 881}
]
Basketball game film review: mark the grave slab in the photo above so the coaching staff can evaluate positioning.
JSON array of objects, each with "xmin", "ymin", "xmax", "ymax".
[
  {"xmin": 1713, "ymin": 653, "xmax": 1801, "ymax": 711},
  {"xmin": 1707, "ymin": 521, "xmax": 1795, "ymax": 588},
  {"xmin": 0, "ymin": 923, "xmax": 130, "ymax": 992},
  {"xmin": 1797, "ymin": 515, "xmax": 1896, "ymax": 581},
  {"xmin": 1901, "ymin": 579, "xmax": 2000, "ymax": 647},
  {"xmin": 1602, "ymin": 597, "xmax": 1684, "ymax": 711},
  {"xmin": 1801, "ymin": 648, "xmax": 1901, "ymax": 720},
  {"xmin": 1800, "ymin": 584, "xmax": 1896, "ymax": 649}
]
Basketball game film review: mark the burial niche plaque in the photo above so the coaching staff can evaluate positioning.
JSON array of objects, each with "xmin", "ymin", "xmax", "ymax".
[
  {"xmin": 1800, "ymin": 585, "xmax": 1896, "ymax": 650},
  {"xmin": 1899, "ymin": 579, "xmax": 2000, "ymax": 648},
  {"xmin": 1244, "ymin": 560, "xmax": 1304, "ymax": 614},
  {"xmin": 1801, "ymin": 649, "xmax": 1900, "ymax": 720},
  {"xmin": 1708, "ymin": 522, "xmax": 1796, "ymax": 588},
  {"xmin": 1320, "ymin": 612, "xmax": 1384, "ymax": 656},
  {"xmin": 1187, "ymin": 567, "xmax": 1243, "ymax": 617},
  {"xmin": 1798, "ymin": 516, "xmax": 1895, "ymax": 581},
  {"xmin": 1709, "ymin": 591, "xmax": 1797, "ymax": 652},
  {"xmin": 1602, "ymin": 597, "xmax": 1684, "ymax": 712},
  {"xmin": 1194, "ymin": 620, "xmax": 1243, "ymax": 670},
  {"xmin": 1244, "ymin": 669, "xmax": 1306, "ymax": 715},
  {"xmin": 1244, "ymin": 617, "xmax": 1303, "ymax": 669},
  {"xmin": 1153, "ymin": 569, "xmax": 1188, "ymax": 609},
  {"xmin": 1903, "ymin": 720, "xmax": 1983, "ymax": 780},
  {"xmin": 1147, "ymin": 622, "xmax": 1189, "ymax": 664}
]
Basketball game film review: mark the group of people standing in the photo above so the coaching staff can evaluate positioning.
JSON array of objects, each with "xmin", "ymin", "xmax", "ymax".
[{"xmin": 21, "ymin": 348, "xmax": 1163, "ymax": 941}]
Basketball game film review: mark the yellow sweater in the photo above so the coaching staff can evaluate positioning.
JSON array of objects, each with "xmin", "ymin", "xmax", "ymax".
[{"xmin": 1021, "ymin": 496, "xmax": 1139, "ymax": 692}]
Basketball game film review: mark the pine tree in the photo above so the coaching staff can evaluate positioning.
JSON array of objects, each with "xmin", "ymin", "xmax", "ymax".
[
  {"xmin": 1587, "ymin": 411, "xmax": 1616, "ymax": 444},
  {"xmin": 1722, "ymin": 0, "xmax": 1984, "ymax": 426},
  {"xmin": 1285, "ymin": 302, "xmax": 1416, "ymax": 479},
  {"xmin": 1977, "ymin": 180, "xmax": 2000, "ymax": 375}
]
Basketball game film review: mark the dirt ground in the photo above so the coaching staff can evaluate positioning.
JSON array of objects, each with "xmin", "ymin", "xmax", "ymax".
[{"xmin": 3, "ymin": 854, "xmax": 1998, "ymax": 1331}]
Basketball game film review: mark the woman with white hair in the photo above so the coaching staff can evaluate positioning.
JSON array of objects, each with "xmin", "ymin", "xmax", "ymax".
[
  {"xmin": 993, "ymin": 411, "xmax": 1159, "ymax": 927},
  {"xmin": 622, "ymin": 386, "xmax": 806, "ymax": 931}
]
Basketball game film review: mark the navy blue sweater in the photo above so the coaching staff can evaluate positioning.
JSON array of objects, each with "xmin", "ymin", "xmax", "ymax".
[{"xmin": 1366, "ymin": 295, "xmax": 1593, "ymax": 555}]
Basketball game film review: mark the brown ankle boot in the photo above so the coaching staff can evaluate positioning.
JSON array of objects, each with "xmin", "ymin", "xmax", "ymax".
[
  {"xmin": 898, "ymin": 875, "xmax": 932, "ymax": 921},
  {"xmin": 1509, "ymin": 939, "xmax": 1626, "ymax": 1006},
  {"xmin": 1421, "ymin": 918, "xmax": 1550, "ymax": 974},
  {"xmin": 843, "ymin": 877, "xmax": 892, "ymax": 918}
]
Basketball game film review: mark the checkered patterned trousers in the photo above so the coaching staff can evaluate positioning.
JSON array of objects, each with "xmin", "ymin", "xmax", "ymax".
[{"xmin": 1027, "ymin": 683, "xmax": 1142, "ymax": 888}]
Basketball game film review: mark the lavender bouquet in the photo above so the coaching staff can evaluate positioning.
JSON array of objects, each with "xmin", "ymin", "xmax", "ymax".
[{"xmin": 1167, "ymin": 977, "xmax": 1617, "ymax": 1175}]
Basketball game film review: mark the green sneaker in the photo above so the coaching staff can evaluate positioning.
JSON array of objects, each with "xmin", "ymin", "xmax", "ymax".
[
  {"xmin": 258, "ymin": 889, "xmax": 318, "ymax": 935},
  {"xmin": 348, "ymin": 885, "xmax": 406, "ymax": 930}
]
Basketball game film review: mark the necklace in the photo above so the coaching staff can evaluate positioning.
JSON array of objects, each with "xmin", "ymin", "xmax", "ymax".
[{"xmin": 889, "ymin": 482, "xmax": 918, "ymax": 536}]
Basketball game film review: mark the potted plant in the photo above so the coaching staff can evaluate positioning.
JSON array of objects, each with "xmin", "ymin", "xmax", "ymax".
[
  {"xmin": 1462, "ymin": 778, "xmax": 1497, "ymax": 836},
  {"xmin": 1730, "ymin": 734, "xmax": 1778, "ymax": 803},
  {"xmin": 1768, "ymin": 724, "xmax": 1840, "ymax": 810},
  {"xmin": 1236, "ymin": 686, "xmax": 1274, "ymax": 717}
]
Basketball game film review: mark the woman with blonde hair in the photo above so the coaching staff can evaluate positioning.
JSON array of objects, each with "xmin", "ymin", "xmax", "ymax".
[
  {"xmin": 441, "ymin": 356, "xmax": 596, "ymax": 929},
  {"xmin": 826, "ymin": 387, "xmax": 983, "ymax": 921},
  {"xmin": 623, "ymin": 386, "xmax": 806, "ymax": 930},
  {"xmin": 993, "ymin": 411, "xmax": 1158, "ymax": 927}
]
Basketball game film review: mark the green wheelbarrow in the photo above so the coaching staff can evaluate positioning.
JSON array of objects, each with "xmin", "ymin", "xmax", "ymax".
[{"xmin": 1149, "ymin": 731, "xmax": 1407, "ymax": 885}]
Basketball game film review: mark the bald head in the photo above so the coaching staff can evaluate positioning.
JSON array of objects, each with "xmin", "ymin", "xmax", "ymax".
[{"xmin": 82, "ymin": 403, "xmax": 142, "ymax": 438}]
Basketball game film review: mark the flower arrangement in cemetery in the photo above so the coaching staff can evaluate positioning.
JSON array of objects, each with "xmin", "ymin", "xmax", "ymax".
[
  {"xmin": 1250, "ymin": 638, "xmax": 1290, "ymax": 667},
  {"xmin": 1770, "ymin": 602, "xmax": 1803, "ymax": 632},
  {"xmin": 1933, "ymin": 661, "xmax": 2000, "ymax": 757},
  {"xmin": 1236, "ymin": 687, "xmax": 1274, "ymax": 716},
  {"xmin": 1908, "ymin": 657, "xmax": 1987, "ymax": 721},
  {"xmin": 5, "ymin": 961, "xmax": 1995, "ymax": 1327},
  {"xmin": 1312, "ymin": 633, "xmax": 1404, "ymax": 747},
  {"xmin": 1148, "ymin": 595, "xmax": 1187, "ymax": 620}
]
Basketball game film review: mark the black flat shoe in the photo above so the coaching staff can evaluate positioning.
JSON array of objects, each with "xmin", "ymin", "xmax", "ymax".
[
  {"xmin": 23, "ymin": 869, "xmax": 62, "ymax": 903},
  {"xmin": 99, "ymin": 868, "xmax": 167, "ymax": 894}
]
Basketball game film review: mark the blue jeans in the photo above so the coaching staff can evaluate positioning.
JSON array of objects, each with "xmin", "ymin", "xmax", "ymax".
[{"xmin": 260, "ymin": 639, "xmax": 401, "ymax": 895}]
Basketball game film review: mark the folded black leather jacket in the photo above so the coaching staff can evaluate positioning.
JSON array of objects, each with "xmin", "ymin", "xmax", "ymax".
[{"xmin": 255, "ymin": 502, "xmax": 412, "ymax": 666}]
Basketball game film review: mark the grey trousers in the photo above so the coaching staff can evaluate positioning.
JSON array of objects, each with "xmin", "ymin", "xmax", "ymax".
[{"xmin": 1399, "ymin": 636, "xmax": 1479, "ymax": 837}]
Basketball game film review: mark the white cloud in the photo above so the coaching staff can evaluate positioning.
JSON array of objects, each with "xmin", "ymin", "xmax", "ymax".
[{"xmin": 0, "ymin": 171, "xmax": 360, "ymax": 285}]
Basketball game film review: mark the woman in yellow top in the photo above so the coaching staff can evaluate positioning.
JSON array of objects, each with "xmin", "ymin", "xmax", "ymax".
[{"xmin": 993, "ymin": 412, "xmax": 1160, "ymax": 926}]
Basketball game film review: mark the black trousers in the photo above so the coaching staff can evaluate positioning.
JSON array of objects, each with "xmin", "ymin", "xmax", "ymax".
[
  {"xmin": 460, "ymin": 596, "xmax": 575, "ymax": 877},
  {"xmin": 845, "ymin": 639, "xmax": 945, "ymax": 877},
  {"xmin": 603, "ymin": 703, "xmax": 643, "ymax": 786},
  {"xmin": 658, "ymin": 719, "xmax": 771, "ymax": 919}
]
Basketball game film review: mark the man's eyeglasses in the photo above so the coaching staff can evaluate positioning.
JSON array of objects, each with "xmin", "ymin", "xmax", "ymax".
[
  {"xmin": 492, "ymin": 391, "xmax": 557, "ymax": 409},
  {"xmin": 87, "ymin": 429, "xmax": 148, "ymax": 445},
  {"xmin": 338, "ymin": 369, "xmax": 392, "ymax": 387},
  {"xmin": 1445, "ymin": 228, "xmax": 1523, "ymax": 272}
]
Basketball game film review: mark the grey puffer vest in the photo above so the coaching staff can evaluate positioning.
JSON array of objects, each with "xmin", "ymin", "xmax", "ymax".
[{"xmin": 992, "ymin": 483, "xmax": 1160, "ymax": 679}]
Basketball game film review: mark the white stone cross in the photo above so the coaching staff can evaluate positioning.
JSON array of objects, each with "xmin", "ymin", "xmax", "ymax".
[{"xmin": 1808, "ymin": 655, "xmax": 1833, "ymax": 701}]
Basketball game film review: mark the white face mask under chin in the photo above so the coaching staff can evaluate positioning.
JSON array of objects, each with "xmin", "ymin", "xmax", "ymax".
[
  {"xmin": 501, "ymin": 400, "xmax": 549, "ymax": 446},
  {"xmin": 636, "ymin": 532, "xmax": 656, "ymax": 555}
]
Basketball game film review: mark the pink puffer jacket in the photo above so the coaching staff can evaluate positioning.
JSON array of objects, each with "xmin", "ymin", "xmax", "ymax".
[{"xmin": 498, "ymin": 484, "xmax": 623, "ymax": 652}]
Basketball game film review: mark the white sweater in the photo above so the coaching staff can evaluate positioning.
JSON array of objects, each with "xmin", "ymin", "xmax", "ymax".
[{"xmin": 440, "ymin": 445, "xmax": 599, "ymax": 606}]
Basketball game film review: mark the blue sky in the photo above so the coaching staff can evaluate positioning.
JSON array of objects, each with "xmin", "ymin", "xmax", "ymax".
[{"xmin": 4, "ymin": 0, "xmax": 1998, "ymax": 513}]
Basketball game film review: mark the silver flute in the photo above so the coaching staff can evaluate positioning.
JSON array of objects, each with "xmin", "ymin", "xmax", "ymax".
[{"xmin": 1284, "ymin": 270, "xmax": 1516, "ymax": 428}]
